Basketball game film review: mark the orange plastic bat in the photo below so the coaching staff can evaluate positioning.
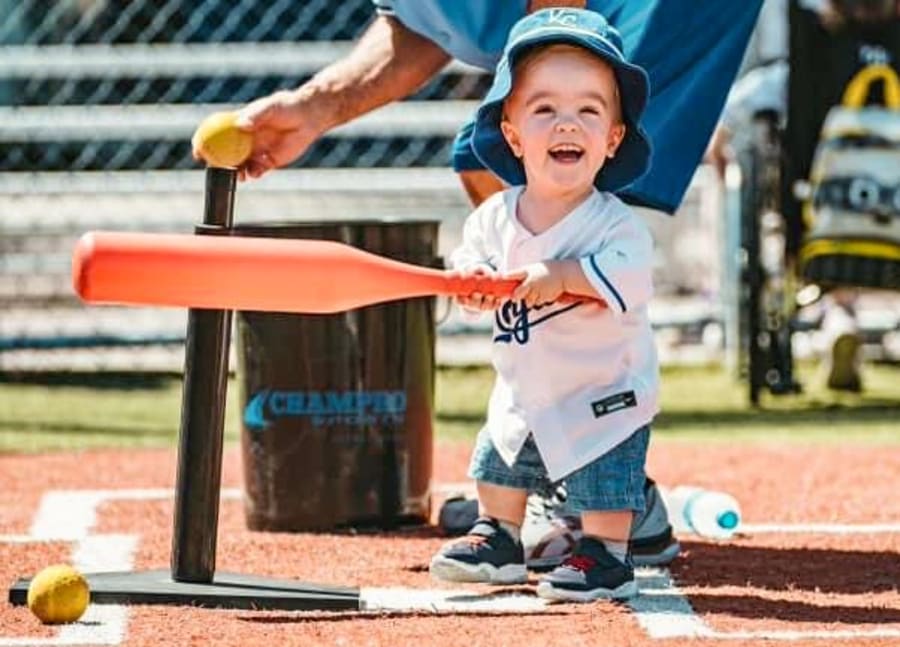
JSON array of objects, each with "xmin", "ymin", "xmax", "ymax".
[{"xmin": 73, "ymin": 232, "xmax": 598, "ymax": 314}]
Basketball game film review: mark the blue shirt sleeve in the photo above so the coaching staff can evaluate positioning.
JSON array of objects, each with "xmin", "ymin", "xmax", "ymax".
[{"xmin": 375, "ymin": 0, "xmax": 763, "ymax": 215}]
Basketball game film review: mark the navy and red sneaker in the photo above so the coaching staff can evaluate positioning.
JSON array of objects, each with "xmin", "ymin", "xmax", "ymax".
[
  {"xmin": 429, "ymin": 517, "xmax": 527, "ymax": 584},
  {"xmin": 536, "ymin": 536, "xmax": 637, "ymax": 601}
]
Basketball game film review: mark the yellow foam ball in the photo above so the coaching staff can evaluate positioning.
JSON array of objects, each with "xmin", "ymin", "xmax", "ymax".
[
  {"xmin": 193, "ymin": 111, "xmax": 253, "ymax": 168},
  {"xmin": 27, "ymin": 564, "xmax": 90, "ymax": 625}
]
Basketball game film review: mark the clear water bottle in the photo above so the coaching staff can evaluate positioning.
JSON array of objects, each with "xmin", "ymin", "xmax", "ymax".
[{"xmin": 661, "ymin": 486, "xmax": 741, "ymax": 539}]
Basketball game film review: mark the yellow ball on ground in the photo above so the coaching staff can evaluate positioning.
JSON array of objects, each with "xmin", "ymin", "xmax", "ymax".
[
  {"xmin": 192, "ymin": 111, "xmax": 253, "ymax": 168},
  {"xmin": 27, "ymin": 564, "xmax": 90, "ymax": 624}
]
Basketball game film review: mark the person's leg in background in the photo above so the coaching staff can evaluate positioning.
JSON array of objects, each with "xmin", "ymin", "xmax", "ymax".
[{"xmin": 819, "ymin": 288, "xmax": 864, "ymax": 392}]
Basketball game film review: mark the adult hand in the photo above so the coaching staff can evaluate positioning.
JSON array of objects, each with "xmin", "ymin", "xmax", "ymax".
[
  {"xmin": 192, "ymin": 90, "xmax": 323, "ymax": 181},
  {"xmin": 191, "ymin": 15, "xmax": 451, "ymax": 181}
]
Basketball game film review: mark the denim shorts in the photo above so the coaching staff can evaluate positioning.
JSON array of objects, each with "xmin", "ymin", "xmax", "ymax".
[{"xmin": 467, "ymin": 426, "xmax": 650, "ymax": 512}]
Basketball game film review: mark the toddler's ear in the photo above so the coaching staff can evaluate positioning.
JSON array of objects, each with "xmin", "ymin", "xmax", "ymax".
[
  {"xmin": 607, "ymin": 123, "xmax": 626, "ymax": 158},
  {"xmin": 500, "ymin": 120, "xmax": 524, "ymax": 158}
]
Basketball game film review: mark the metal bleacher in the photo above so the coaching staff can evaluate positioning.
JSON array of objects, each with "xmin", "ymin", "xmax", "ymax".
[
  {"xmin": 0, "ymin": 2, "xmax": 489, "ymax": 371},
  {"xmin": 0, "ymin": 0, "xmax": 741, "ymax": 372}
]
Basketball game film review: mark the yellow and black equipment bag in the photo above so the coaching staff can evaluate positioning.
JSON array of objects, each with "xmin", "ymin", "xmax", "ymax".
[{"xmin": 799, "ymin": 64, "xmax": 900, "ymax": 290}]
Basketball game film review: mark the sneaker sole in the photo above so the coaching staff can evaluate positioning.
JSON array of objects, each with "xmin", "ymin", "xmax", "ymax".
[
  {"xmin": 536, "ymin": 578, "xmax": 638, "ymax": 602},
  {"xmin": 633, "ymin": 539, "xmax": 681, "ymax": 567},
  {"xmin": 429, "ymin": 556, "xmax": 528, "ymax": 584}
]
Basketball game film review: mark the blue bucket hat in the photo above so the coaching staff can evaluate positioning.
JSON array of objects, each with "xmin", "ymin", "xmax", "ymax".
[{"xmin": 472, "ymin": 8, "xmax": 652, "ymax": 192}]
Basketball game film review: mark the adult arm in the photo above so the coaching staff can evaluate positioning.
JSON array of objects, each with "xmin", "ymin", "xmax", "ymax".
[{"xmin": 194, "ymin": 15, "xmax": 451, "ymax": 179}]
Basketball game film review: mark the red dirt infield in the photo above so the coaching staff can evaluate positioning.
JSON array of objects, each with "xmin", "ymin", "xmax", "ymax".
[{"xmin": 1, "ymin": 440, "xmax": 899, "ymax": 646}]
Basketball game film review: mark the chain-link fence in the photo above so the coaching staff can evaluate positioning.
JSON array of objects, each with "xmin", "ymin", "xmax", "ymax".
[
  {"xmin": 1, "ymin": 0, "xmax": 733, "ymax": 371},
  {"xmin": 1, "ymin": 0, "xmax": 374, "ymax": 44},
  {"xmin": 0, "ymin": 0, "xmax": 489, "ymax": 172},
  {"xmin": 0, "ymin": 0, "xmax": 489, "ymax": 369}
]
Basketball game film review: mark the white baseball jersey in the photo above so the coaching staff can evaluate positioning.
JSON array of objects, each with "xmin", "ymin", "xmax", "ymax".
[{"xmin": 450, "ymin": 186, "xmax": 659, "ymax": 481}]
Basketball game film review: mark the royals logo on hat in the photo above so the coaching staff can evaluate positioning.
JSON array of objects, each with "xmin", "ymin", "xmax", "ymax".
[{"xmin": 471, "ymin": 8, "xmax": 652, "ymax": 192}]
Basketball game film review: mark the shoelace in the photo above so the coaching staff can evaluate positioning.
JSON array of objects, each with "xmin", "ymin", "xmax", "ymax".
[
  {"xmin": 562, "ymin": 554, "xmax": 596, "ymax": 572},
  {"xmin": 526, "ymin": 485, "xmax": 569, "ymax": 520},
  {"xmin": 525, "ymin": 496, "xmax": 554, "ymax": 520}
]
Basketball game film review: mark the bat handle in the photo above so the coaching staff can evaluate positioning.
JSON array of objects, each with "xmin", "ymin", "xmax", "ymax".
[
  {"xmin": 445, "ymin": 272, "xmax": 605, "ymax": 308},
  {"xmin": 446, "ymin": 274, "xmax": 521, "ymax": 298}
]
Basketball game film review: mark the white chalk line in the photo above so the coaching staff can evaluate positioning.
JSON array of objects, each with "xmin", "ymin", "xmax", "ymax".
[
  {"xmin": 741, "ymin": 522, "xmax": 900, "ymax": 534},
  {"xmin": 2, "ymin": 487, "xmax": 899, "ymax": 644},
  {"xmin": 630, "ymin": 569, "xmax": 900, "ymax": 641},
  {"xmin": 1, "ymin": 489, "xmax": 245, "ymax": 646}
]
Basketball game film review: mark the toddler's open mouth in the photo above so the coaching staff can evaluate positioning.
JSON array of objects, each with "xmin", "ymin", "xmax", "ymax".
[{"xmin": 548, "ymin": 144, "xmax": 584, "ymax": 163}]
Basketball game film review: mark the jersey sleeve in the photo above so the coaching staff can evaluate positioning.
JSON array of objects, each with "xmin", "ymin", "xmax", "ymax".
[
  {"xmin": 448, "ymin": 201, "xmax": 499, "ymax": 322},
  {"xmin": 578, "ymin": 216, "xmax": 654, "ymax": 315},
  {"xmin": 448, "ymin": 201, "xmax": 497, "ymax": 272}
]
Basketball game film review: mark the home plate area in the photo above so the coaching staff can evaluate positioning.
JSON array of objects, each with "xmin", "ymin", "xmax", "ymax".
[{"xmin": 1, "ymin": 444, "xmax": 899, "ymax": 646}]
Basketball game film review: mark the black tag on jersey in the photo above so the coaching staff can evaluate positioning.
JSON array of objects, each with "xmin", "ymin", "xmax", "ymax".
[{"xmin": 591, "ymin": 390, "xmax": 637, "ymax": 418}]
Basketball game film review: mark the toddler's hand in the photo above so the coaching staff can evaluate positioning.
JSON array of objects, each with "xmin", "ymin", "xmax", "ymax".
[
  {"xmin": 450, "ymin": 266, "xmax": 504, "ymax": 311},
  {"xmin": 505, "ymin": 262, "xmax": 566, "ymax": 308}
]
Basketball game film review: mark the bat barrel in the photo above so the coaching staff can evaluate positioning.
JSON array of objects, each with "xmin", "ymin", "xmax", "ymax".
[
  {"xmin": 72, "ymin": 232, "xmax": 96, "ymax": 301},
  {"xmin": 74, "ymin": 231, "xmax": 597, "ymax": 312},
  {"xmin": 73, "ymin": 231, "xmax": 480, "ymax": 313}
]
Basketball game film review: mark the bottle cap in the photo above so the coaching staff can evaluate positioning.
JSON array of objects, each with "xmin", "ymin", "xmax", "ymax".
[{"xmin": 717, "ymin": 510, "xmax": 740, "ymax": 530}]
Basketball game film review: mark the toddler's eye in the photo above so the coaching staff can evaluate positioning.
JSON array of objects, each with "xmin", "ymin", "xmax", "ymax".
[
  {"xmin": 580, "ymin": 106, "xmax": 600, "ymax": 115},
  {"xmin": 534, "ymin": 105, "xmax": 553, "ymax": 114}
]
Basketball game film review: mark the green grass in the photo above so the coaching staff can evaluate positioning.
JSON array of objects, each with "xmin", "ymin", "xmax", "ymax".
[
  {"xmin": 1, "ymin": 363, "xmax": 898, "ymax": 453},
  {"xmin": 0, "ymin": 375, "xmax": 212, "ymax": 453},
  {"xmin": 654, "ymin": 362, "xmax": 900, "ymax": 442},
  {"xmin": 436, "ymin": 362, "xmax": 900, "ymax": 443}
]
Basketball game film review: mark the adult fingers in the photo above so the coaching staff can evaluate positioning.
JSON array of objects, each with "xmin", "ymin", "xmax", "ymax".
[
  {"xmin": 241, "ymin": 152, "xmax": 275, "ymax": 180},
  {"xmin": 234, "ymin": 97, "xmax": 276, "ymax": 131}
]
